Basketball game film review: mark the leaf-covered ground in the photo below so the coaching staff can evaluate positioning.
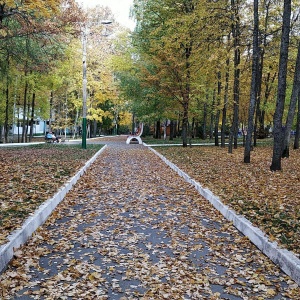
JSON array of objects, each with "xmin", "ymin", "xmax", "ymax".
[
  {"xmin": 157, "ymin": 145, "xmax": 300, "ymax": 257},
  {"xmin": 0, "ymin": 143, "xmax": 103, "ymax": 246},
  {"xmin": 0, "ymin": 139, "xmax": 299, "ymax": 299}
]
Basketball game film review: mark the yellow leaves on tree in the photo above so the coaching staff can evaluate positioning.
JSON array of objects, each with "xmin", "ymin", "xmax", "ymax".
[
  {"xmin": 0, "ymin": 0, "xmax": 83, "ymax": 39},
  {"xmin": 87, "ymin": 107, "xmax": 105, "ymax": 122},
  {"xmin": 0, "ymin": 0, "xmax": 60, "ymax": 19},
  {"xmin": 118, "ymin": 111, "xmax": 132, "ymax": 127},
  {"xmin": 22, "ymin": 0, "xmax": 60, "ymax": 18}
]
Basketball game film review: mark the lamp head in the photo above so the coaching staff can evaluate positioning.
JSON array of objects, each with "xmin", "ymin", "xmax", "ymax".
[{"xmin": 101, "ymin": 20, "xmax": 112, "ymax": 25}]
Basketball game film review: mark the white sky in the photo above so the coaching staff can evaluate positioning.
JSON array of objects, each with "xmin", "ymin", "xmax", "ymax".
[{"xmin": 76, "ymin": 0, "xmax": 135, "ymax": 30}]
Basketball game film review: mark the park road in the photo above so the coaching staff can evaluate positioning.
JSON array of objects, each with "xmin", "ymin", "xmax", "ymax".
[{"xmin": 0, "ymin": 136, "xmax": 299, "ymax": 299}]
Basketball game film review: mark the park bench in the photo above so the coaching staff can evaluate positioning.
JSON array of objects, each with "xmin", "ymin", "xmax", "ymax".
[
  {"xmin": 126, "ymin": 123, "xmax": 143, "ymax": 144},
  {"xmin": 45, "ymin": 134, "xmax": 61, "ymax": 143},
  {"xmin": 45, "ymin": 136, "xmax": 54, "ymax": 143}
]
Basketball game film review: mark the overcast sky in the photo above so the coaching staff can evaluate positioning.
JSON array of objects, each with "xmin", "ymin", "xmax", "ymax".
[{"xmin": 76, "ymin": 0, "xmax": 135, "ymax": 30}]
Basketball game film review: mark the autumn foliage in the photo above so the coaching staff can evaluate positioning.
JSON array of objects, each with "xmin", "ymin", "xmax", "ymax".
[
  {"xmin": 0, "ymin": 144, "xmax": 102, "ymax": 246},
  {"xmin": 157, "ymin": 145, "xmax": 300, "ymax": 257}
]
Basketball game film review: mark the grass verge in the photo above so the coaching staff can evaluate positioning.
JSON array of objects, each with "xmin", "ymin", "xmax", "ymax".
[
  {"xmin": 155, "ymin": 144, "xmax": 300, "ymax": 257},
  {"xmin": 0, "ymin": 143, "xmax": 104, "ymax": 246}
]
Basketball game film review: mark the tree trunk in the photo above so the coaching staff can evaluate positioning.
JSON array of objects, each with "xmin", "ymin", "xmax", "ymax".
[
  {"xmin": 49, "ymin": 90, "xmax": 54, "ymax": 132},
  {"xmin": 163, "ymin": 120, "xmax": 167, "ymax": 140},
  {"xmin": 182, "ymin": 40, "xmax": 191, "ymax": 147},
  {"xmin": 254, "ymin": 1, "xmax": 270, "ymax": 143},
  {"xmin": 22, "ymin": 78, "xmax": 28, "ymax": 143},
  {"xmin": 254, "ymin": 48, "xmax": 262, "ymax": 145},
  {"xmin": 221, "ymin": 57, "xmax": 230, "ymax": 148},
  {"xmin": 191, "ymin": 117, "xmax": 195, "ymax": 139},
  {"xmin": 177, "ymin": 114, "xmax": 181, "ymax": 137},
  {"xmin": 210, "ymin": 117, "xmax": 214, "ymax": 141},
  {"xmin": 202, "ymin": 102, "xmax": 207, "ymax": 140},
  {"xmin": 182, "ymin": 101, "xmax": 189, "ymax": 147},
  {"xmin": 242, "ymin": 123, "xmax": 246, "ymax": 147},
  {"xmin": 4, "ymin": 61, "xmax": 9, "ymax": 143},
  {"xmin": 26, "ymin": 96, "xmax": 31, "ymax": 143},
  {"xmin": 73, "ymin": 104, "xmax": 79, "ymax": 139},
  {"xmin": 169, "ymin": 120, "xmax": 174, "ymax": 140},
  {"xmin": 259, "ymin": 72, "xmax": 276, "ymax": 138},
  {"xmin": 294, "ymin": 94, "xmax": 300, "ymax": 149},
  {"xmin": 233, "ymin": 39, "xmax": 240, "ymax": 149},
  {"xmin": 270, "ymin": 0, "xmax": 291, "ymax": 171},
  {"xmin": 244, "ymin": 0, "xmax": 259, "ymax": 163},
  {"xmin": 93, "ymin": 120, "xmax": 97, "ymax": 137},
  {"xmin": 215, "ymin": 71, "xmax": 221, "ymax": 146},
  {"xmin": 229, "ymin": 0, "xmax": 241, "ymax": 153},
  {"xmin": 155, "ymin": 120, "xmax": 161, "ymax": 139},
  {"xmin": 210, "ymin": 91, "xmax": 215, "ymax": 141},
  {"xmin": 29, "ymin": 92, "xmax": 35, "ymax": 142},
  {"xmin": 282, "ymin": 41, "xmax": 300, "ymax": 157},
  {"xmin": 17, "ymin": 106, "xmax": 20, "ymax": 143}
]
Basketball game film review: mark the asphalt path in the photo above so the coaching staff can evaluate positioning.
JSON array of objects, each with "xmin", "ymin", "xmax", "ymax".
[{"xmin": 0, "ymin": 137, "xmax": 299, "ymax": 299}]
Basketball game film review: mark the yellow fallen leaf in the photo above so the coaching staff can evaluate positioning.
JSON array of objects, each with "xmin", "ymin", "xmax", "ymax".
[{"xmin": 266, "ymin": 289, "xmax": 276, "ymax": 296}]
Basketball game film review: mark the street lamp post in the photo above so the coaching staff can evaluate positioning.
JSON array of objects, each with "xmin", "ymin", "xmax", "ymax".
[{"xmin": 81, "ymin": 20, "xmax": 112, "ymax": 149}]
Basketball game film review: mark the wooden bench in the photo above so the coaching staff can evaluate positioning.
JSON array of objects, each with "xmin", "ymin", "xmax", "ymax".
[{"xmin": 126, "ymin": 123, "xmax": 143, "ymax": 144}]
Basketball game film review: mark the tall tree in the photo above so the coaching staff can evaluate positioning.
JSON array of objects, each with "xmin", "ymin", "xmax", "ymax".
[
  {"xmin": 0, "ymin": 0, "xmax": 83, "ymax": 142},
  {"xmin": 228, "ymin": 0, "xmax": 242, "ymax": 153},
  {"xmin": 244, "ymin": 0, "xmax": 259, "ymax": 163},
  {"xmin": 282, "ymin": 41, "xmax": 300, "ymax": 157},
  {"xmin": 221, "ymin": 54, "xmax": 230, "ymax": 148},
  {"xmin": 214, "ymin": 73, "xmax": 222, "ymax": 146},
  {"xmin": 254, "ymin": 0, "xmax": 273, "ymax": 142},
  {"xmin": 132, "ymin": 0, "xmax": 198, "ymax": 147},
  {"xmin": 270, "ymin": 0, "xmax": 291, "ymax": 171}
]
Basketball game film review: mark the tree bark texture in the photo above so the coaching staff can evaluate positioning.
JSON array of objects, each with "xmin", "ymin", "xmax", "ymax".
[
  {"xmin": 22, "ymin": 78, "xmax": 28, "ymax": 143},
  {"xmin": 214, "ymin": 72, "xmax": 221, "ymax": 146},
  {"xmin": 155, "ymin": 120, "xmax": 161, "ymax": 139},
  {"xmin": 4, "ymin": 58, "xmax": 9, "ymax": 143},
  {"xmin": 182, "ymin": 101, "xmax": 189, "ymax": 147},
  {"xmin": 202, "ymin": 102, "xmax": 207, "ymax": 140},
  {"xmin": 282, "ymin": 41, "xmax": 300, "ymax": 158},
  {"xmin": 221, "ymin": 57, "xmax": 230, "ymax": 148},
  {"xmin": 210, "ymin": 91, "xmax": 215, "ymax": 140},
  {"xmin": 270, "ymin": 0, "xmax": 291, "ymax": 171},
  {"xmin": 294, "ymin": 94, "xmax": 300, "ymax": 149},
  {"xmin": 29, "ymin": 92, "xmax": 35, "ymax": 142},
  {"xmin": 244, "ymin": 0, "xmax": 259, "ymax": 163},
  {"xmin": 229, "ymin": 0, "xmax": 240, "ymax": 153}
]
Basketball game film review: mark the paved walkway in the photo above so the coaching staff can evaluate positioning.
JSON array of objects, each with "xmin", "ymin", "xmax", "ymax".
[{"xmin": 0, "ymin": 138, "xmax": 299, "ymax": 299}]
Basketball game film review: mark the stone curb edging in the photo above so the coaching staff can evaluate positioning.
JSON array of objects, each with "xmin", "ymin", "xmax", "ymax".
[
  {"xmin": 148, "ymin": 146, "xmax": 300, "ymax": 286},
  {"xmin": 0, "ymin": 145, "xmax": 107, "ymax": 274},
  {"xmin": 0, "ymin": 142, "xmax": 44, "ymax": 147}
]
